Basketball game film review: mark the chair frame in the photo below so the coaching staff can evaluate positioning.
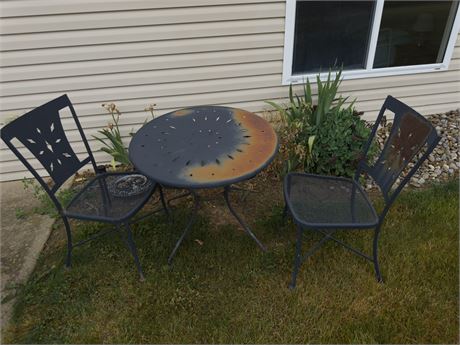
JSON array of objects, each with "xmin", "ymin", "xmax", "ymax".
[
  {"xmin": 283, "ymin": 95, "xmax": 441, "ymax": 289},
  {"xmin": 1, "ymin": 94, "xmax": 168, "ymax": 280}
]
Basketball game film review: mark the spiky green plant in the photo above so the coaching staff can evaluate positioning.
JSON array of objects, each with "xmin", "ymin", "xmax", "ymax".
[
  {"xmin": 266, "ymin": 84, "xmax": 311, "ymax": 127},
  {"xmin": 307, "ymin": 67, "xmax": 355, "ymax": 126}
]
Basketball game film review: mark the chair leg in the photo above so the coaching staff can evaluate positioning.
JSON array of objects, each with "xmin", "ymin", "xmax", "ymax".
[
  {"xmin": 123, "ymin": 223, "xmax": 145, "ymax": 281},
  {"xmin": 289, "ymin": 225, "xmax": 303, "ymax": 290},
  {"xmin": 373, "ymin": 225, "xmax": 383, "ymax": 283},
  {"xmin": 62, "ymin": 215, "xmax": 73, "ymax": 269}
]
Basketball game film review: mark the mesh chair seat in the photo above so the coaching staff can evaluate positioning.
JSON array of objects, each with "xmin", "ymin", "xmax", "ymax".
[
  {"xmin": 285, "ymin": 173, "xmax": 378, "ymax": 228},
  {"xmin": 65, "ymin": 173, "xmax": 156, "ymax": 223}
]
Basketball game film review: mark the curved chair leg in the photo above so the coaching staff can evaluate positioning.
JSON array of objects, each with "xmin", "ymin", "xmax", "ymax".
[
  {"xmin": 62, "ymin": 215, "xmax": 73, "ymax": 269},
  {"xmin": 373, "ymin": 224, "xmax": 383, "ymax": 283},
  {"xmin": 123, "ymin": 223, "xmax": 145, "ymax": 281},
  {"xmin": 289, "ymin": 225, "xmax": 303, "ymax": 289}
]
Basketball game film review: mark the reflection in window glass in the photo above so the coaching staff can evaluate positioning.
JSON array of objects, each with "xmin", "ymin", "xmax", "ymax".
[
  {"xmin": 374, "ymin": 1, "xmax": 459, "ymax": 68},
  {"xmin": 292, "ymin": 1, "xmax": 375, "ymax": 75}
]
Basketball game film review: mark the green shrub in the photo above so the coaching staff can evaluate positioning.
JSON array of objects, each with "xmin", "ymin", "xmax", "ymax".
[
  {"xmin": 310, "ymin": 107, "xmax": 371, "ymax": 177},
  {"xmin": 267, "ymin": 67, "xmax": 373, "ymax": 178}
]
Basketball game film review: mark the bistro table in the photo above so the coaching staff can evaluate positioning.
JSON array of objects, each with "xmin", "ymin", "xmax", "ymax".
[{"xmin": 129, "ymin": 105, "xmax": 278, "ymax": 264}]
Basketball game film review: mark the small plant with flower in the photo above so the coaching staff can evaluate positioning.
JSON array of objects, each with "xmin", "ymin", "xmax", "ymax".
[
  {"xmin": 93, "ymin": 103, "xmax": 130, "ymax": 169},
  {"xmin": 94, "ymin": 102, "xmax": 158, "ymax": 170}
]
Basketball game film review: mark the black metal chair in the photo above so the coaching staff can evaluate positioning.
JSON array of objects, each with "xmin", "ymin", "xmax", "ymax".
[
  {"xmin": 283, "ymin": 95, "xmax": 441, "ymax": 289},
  {"xmin": 1, "ymin": 94, "xmax": 168, "ymax": 280}
]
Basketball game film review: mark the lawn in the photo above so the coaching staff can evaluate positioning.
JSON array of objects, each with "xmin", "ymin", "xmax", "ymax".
[{"xmin": 3, "ymin": 178, "xmax": 459, "ymax": 344}]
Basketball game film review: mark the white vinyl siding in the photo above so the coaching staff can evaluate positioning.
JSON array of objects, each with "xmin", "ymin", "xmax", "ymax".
[{"xmin": 1, "ymin": 0, "xmax": 459, "ymax": 181}]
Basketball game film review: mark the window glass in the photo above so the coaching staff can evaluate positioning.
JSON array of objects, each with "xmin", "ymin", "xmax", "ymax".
[
  {"xmin": 292, "ymin": 1, "xmax": 375, "ymax": 75},
  {"xmin": 374, "ymin": 1, "xmax": 459, "ymax": 68}
]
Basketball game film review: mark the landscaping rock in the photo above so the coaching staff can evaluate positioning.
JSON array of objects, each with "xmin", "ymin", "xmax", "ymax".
[{"xmin": 364, "ymin": 109, "xmax": 459, "ymax": 190}]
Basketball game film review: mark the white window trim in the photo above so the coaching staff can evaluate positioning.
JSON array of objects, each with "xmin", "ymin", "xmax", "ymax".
[{"xmin": 282, "ymin": 0, "xmax": 460, "ymax": 85}]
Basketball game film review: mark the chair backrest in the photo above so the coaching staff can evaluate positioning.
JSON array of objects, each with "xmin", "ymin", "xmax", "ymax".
[
  {"xmin": 1, "ymin": 94, "xmax": 98, "ymax": 198},
  {"xmin": 357, "ymin": 95, "xmax": 440, "ymax": 206}
]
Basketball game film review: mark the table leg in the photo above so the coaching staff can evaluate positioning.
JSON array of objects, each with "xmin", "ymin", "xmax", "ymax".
[
  {"xmin": 168, "ymin": 190, "xmax": 200, "ymax": 265},
  {"xmin": 167, "ymin": 190, "xmax": 192, "ymax": 208},
  {"xmin": 223, "ymin": 186, "xmax": 267, "ymax": 251},
  {"xmin": 229, "ymin": 185, "xmax": 257, "ymax": 202}
]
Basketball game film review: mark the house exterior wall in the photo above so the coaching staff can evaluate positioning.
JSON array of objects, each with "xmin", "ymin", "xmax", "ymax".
[{"xmin": 1, "ymin": 0, "xmax": 459, "ymax": 181}]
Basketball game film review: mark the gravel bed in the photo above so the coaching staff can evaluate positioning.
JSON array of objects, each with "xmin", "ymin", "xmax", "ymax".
[{"xmin": 365, "ymin": 109, "xmax": 459, "ymax": 190}]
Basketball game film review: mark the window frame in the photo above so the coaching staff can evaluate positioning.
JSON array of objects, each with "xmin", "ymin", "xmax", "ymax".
[{"xmin": 282, "ymin": 0, "xmax": 460, "ymax": 85}]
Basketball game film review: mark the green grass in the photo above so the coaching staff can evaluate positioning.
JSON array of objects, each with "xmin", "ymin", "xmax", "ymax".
[
  {"xmin": 4, "ymin": 180, "xmax": 459, "ymax": 343},
  {"xmin": 21, "ymin": 178, "xmax": 77, "ymax": 218}
]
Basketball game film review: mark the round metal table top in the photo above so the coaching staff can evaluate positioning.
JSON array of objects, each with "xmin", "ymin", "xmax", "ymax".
[{"xmin": 129, "ymin": 105, "xmax": 278, "ymax": 189}]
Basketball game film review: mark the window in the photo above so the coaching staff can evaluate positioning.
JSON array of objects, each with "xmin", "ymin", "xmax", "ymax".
[{"xmin": 282, "ymin": 0, "xmax": 460, "ymax": 84}]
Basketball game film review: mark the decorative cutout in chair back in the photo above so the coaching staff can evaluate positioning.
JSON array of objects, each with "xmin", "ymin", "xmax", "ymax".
[
  {"xmin": 1, "ymin": 95, "xmax": 93, "ymax": 191},
  {"xmin": 365, "ymin": 96, "xmax": 439, "ymax": 198}
]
